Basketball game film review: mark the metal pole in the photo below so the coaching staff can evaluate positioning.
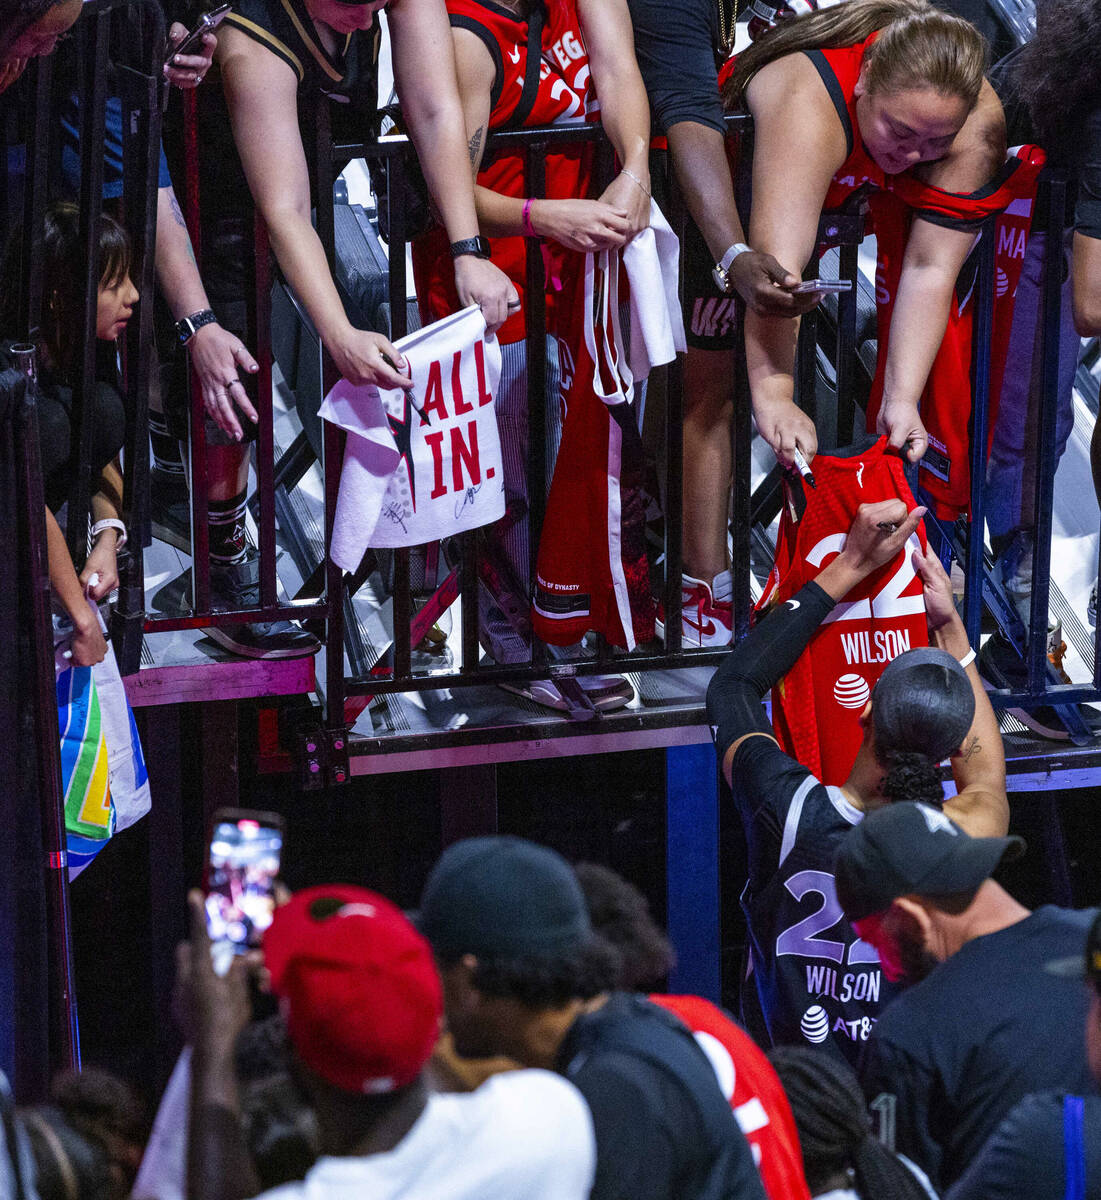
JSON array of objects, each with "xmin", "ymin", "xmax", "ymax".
[
  {"xmin": 964, "ymin": 218, "xmax": 997, "ymax": 651},
  {"xmin": 14, "ymin": 364, "xmax": 80, "ymax": 1074}
]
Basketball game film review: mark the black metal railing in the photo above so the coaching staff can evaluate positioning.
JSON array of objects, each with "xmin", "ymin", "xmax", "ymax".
[
  {"xmin": 322, "ymin": 146, "xmax": 1101, "ymax": 740},
  {"xmin": 10, "ymin": 17, "xmax": 1100, "ymax": 753},
  {"xmin": 0, "ymin": 361, "xmax": 78, "ymax": 1099},
  {"xmin": 316, "ymin": 115, "xmax": 809, "ymax": 721},
  {"xmin": 1, "ymin": 0, "xmax": 166, "ymax": 673}
]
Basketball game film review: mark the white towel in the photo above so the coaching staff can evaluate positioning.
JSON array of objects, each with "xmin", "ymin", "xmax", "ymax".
[
  {"xmin": 622, "ymin": 200, "xmax": 686, "ymax": 381},
  {"xmin": 320, "ymin": 306, "xmax": 505, "ymax": 569}
]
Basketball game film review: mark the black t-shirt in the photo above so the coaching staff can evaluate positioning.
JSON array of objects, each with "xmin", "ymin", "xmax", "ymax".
[
  {"xmin": 625, "ymin": 0, "xmax": 726, "ymax": 135},
  {"xmin": 946, "ymin": 1092, "xmax": 1101, "ymax": 1200},
  {"xmin": 861, "ymin": 905, "xmax": 1100, "ymax": 1193},
  {"xmin": 730, "ymin": 735, "xmax": 896, "ymax": 1071},
  {"xmin": 556, "ymin": 993, "xmax": 767, "ymax": 1200},
  {"xmin": 195, "ymin": 0, "xmax": 380, "ymax": 226}
]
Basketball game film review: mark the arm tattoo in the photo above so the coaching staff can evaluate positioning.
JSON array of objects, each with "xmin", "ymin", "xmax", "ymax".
[
  {"xmin": 961, "ymin": 736, "xmax": 981, "ymax": 761},
  {"xmin": 467, "ymin": 126, "xmax": 484, "ymax": 171},
  {"xmin": 168, "ymin": 192, "xmax": 199, "ymax": 267}
]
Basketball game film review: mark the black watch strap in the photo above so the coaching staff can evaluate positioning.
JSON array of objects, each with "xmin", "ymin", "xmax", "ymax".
[
  {"xmin": 176, "ymin": 308, "xmax": 218, "ymax": 344},
  {"xmin": 449, "ymin": 236, "xmax": 492, "ymax": 260}
]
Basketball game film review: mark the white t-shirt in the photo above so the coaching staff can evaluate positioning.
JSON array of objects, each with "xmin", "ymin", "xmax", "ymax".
[{"xmin": 253, "ymin": 1070, "xmax": 595, "ymax": 1200}]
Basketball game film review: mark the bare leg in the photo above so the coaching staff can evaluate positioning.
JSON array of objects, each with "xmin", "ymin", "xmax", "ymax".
[{"xmin": 682, "ymin": 347, "xmax": 734, "ymax": 583}]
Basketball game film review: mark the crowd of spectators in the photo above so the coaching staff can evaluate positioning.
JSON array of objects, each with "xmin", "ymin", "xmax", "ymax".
[
  {"xmin": 3, "ymin": 0, "xmax": 1101, "ymax": 1193},
  {"xmin": 4, "ymin": 816, "xmax": 1101, "ymax": 1199},
  {"xmin": 0, "ymin": 0, "xmax": 1097, "ymax": 712}
]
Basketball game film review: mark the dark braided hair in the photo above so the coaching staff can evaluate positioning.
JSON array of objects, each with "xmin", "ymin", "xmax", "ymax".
[
  {"xmin": 768, "ymin": 1047, "xmax": 930, "ymax": 1199},
  {"xmin": 876, "ymin": 748, "xmax": 944, "ymax": 807}
]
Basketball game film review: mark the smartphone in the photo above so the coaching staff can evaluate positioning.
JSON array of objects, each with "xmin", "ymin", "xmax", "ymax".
[
  {"xmin": 792, "ymin": 278, "xmax": 855, "ymax": 294},
  {"xmin": 165, "ymin": 3, "xmax": 232, "ymax": 65},
  {"xmin": 203, "ymin": 808, "xmax": 283, "ymax": 957}
]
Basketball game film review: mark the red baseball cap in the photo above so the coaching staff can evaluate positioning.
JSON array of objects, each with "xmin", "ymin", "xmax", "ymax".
[{"xmin": 264, "ymin": 885, "xmax": 442, "ymax": 1094}]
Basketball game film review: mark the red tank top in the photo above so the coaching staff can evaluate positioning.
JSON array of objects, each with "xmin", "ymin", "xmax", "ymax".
[
  {"xmin": 758, "ymin": 438, "xmax": 930, "ymax": 784},
  {"xmin": 412, "ymin": 0, "xmax": 597, "ymax": 345},
  {"xmin": 650, "ymin": 994, "xmax": 812, "ymax": 1200}
]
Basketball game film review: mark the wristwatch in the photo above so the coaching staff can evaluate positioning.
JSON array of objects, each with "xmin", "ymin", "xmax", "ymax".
[
  {"xmin": 449, "ymin": 236, "xmax": 492, "ymax": 261},
  {"xmin": 175, "ymin": 308, "xmax": 218, "ymax": 345},
  {"xmin": 712, "ymin": 243, "xmax": 752, "ymax": 294}
]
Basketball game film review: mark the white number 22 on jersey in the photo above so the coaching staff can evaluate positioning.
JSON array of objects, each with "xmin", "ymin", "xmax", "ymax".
[{"xmin": 805, "ymin": 532, "xmax": 924, "ymax": 625}]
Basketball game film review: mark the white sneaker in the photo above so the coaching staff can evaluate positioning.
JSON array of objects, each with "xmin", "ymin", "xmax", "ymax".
[{"xmin": 655, "ymin": 572, "xmax": 733, "ymax": 648}]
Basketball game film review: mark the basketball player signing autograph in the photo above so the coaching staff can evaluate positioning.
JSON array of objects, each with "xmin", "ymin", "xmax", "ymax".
[{"xmin": 707, "ymin": 501, "xmax": 1007, "ymax": 1067}]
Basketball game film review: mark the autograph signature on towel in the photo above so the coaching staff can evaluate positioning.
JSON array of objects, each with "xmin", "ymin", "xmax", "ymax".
[
  {"xmin": 382, "ymin": 502, "xmax": 409, "ymax": 534},
  {"xmin": 455, "ymin": 483, "xmax": 482, "ymax": 519}
]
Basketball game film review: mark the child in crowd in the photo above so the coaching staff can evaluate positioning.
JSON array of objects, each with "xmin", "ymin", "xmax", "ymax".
[{"xmin": 1, "ymin": 202, "xmax": 137, "ymax": 662}]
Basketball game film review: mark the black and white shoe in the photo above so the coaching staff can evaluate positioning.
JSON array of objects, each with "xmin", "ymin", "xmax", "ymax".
[{"xmin": 207, "ymin": 551, "xmax": 320, "ymax": 660}]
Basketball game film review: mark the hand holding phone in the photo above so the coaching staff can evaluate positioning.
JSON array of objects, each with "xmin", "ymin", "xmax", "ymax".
[
  {"xmin": 164, "ymin": 3, "xmax": 232, "ymax": 67},
  {"xmin": 204, "ymin": 808, "xmax": 283, "ymax": 969},
  {"xmin": 792, "ymin": 278, "xmax": 854, "ymax": 295}
]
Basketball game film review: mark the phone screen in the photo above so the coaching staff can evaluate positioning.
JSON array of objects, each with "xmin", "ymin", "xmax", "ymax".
[
  {"xmin": 205, "ymin": 814, "xmax": 282, "ymax": 955},
  {"xmin": 792, "ymin": 279, "xmax": 854, "ymax": 294}
]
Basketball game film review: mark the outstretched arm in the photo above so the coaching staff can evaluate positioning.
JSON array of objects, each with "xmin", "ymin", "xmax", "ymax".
[
  {"xmin": 180, "ymin": 892, "xmax": 259, "ymax": 1200},
  {"xmin": 154, "ymin": 185, "xmax": 259, "ymax": 442},
  {"xmin": 912, "ymin": 544, "xmax": 1008, "ymax": 836},
  {"xmin": 742, "ymin": 56, "xmax": 847, "ymax": 466},
  {"xmin": 218, "ymin": 27, "xmax": 413, "ymax": 390},
  {"xmin": 709, "ymin": 500, "xmax": 924, "ymax": 784}
]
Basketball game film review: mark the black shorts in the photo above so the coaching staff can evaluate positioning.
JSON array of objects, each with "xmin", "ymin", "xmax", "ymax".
[{"xmin": 682, "ymin": 213, "xmax": 741, "ymax": 352}]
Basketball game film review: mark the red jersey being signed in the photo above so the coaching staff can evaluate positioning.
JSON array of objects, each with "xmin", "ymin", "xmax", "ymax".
[{"xmin": 758, "ymin": 438, "xmax": 930, "ymax": 784}]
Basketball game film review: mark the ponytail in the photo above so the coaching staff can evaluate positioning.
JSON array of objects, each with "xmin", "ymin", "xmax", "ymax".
[
  {"xmin": 877, "ymin": 748, "xmax": 944, "ymax": 807},
  {"xmin": 721, "ymin": 0, "xmax": 986, "ymax": 113}
]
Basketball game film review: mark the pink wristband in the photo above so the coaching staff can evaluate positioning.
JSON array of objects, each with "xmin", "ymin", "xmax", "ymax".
[{"xmin": 522, "ymin": 197, "xmax": 537, "ymax": 239}]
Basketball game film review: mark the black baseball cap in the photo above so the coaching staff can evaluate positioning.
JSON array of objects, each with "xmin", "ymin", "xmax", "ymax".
[
  {"xmin": 871, "ymin": 647, "xmax": 975, "ymax": 764},
  {"xmin": 417, "ymin": 836, "xmax": 592, "ymax": 960},
  {"xmin": 1046, "ymin": 910, "xmax": 1101, "ymax": 985},
  {"xmin": 835, "ymin": 801, "xmax": 1025, "ymax": 923}
]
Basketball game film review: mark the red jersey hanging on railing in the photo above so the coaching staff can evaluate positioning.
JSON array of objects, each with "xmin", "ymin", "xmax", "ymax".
[{"xmin": 757, "ymin": 438, "xmax": 929, "ymax": 785}]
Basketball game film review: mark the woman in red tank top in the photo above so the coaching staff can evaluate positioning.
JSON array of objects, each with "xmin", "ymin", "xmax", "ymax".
[{"xmin": 719, "ymin": 0, "xmax": 1005, "ymax": 471}]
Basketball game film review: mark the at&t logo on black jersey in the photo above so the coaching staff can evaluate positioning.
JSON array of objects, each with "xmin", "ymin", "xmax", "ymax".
[{"xmin": 773, "ymin": 866, "xmax": 885, "ymax": 1052}]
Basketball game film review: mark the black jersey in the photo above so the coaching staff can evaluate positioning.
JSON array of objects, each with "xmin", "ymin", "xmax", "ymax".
[
  {"xmin": 731, "ymin": 735, "xmax": 896, "ymax": 1069},
  {"xmin": 222, "ymin": 0, "xmax": 379, "ymax": 108},
  {"xmin": 195, "ymin": 0, "xmax": 380, "ymax": 226}
]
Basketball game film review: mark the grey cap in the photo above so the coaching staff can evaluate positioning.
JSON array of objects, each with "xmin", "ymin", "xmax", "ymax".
[{"xmin": 872, "ymin": 647, "xmax": 975, "ymax": 763}]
